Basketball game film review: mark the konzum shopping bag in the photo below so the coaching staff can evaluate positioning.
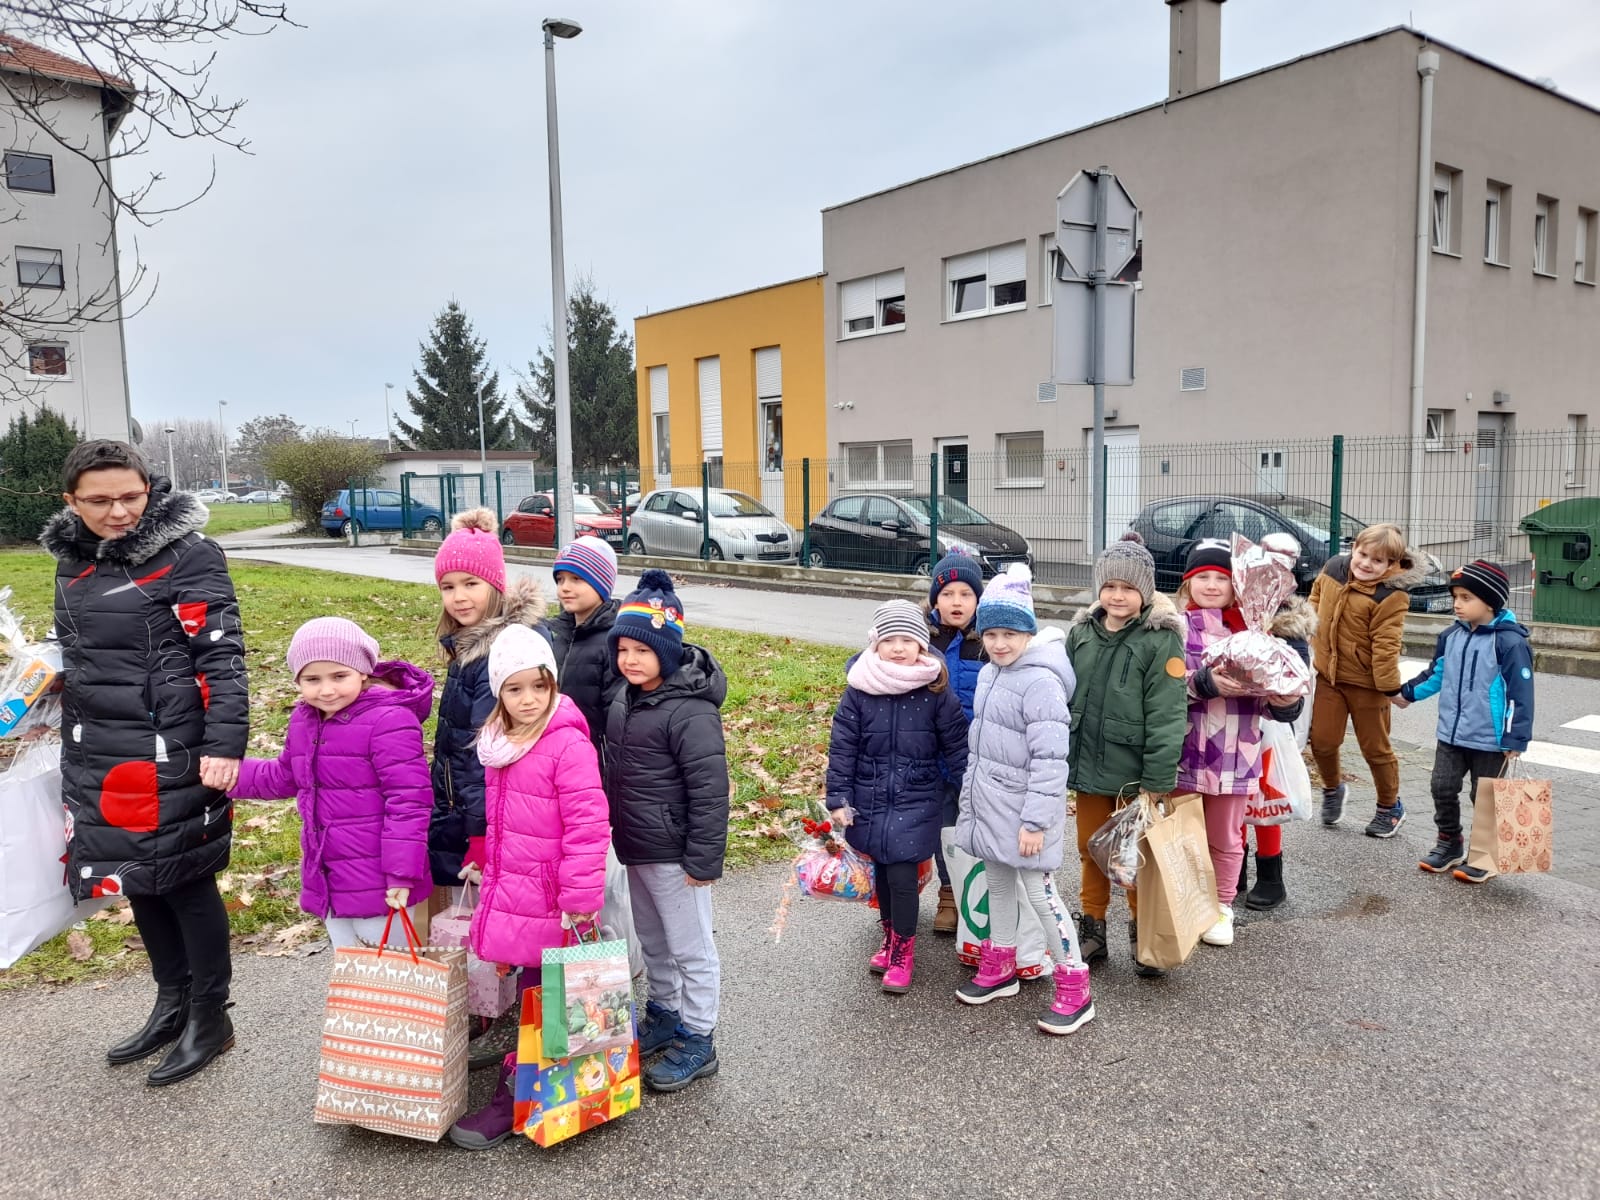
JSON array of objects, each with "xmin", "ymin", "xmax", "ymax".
[
  {"xmin": 941, "ymin": 827, "xmax": 1052, "ymax": 979},
  {"xmin": 1465, "ymin": 772, "xmax": 1554, "ymax": 879},
  {"xmin": 1135, "ymin": 794, "xmax": 1221, "ymax": 970}
]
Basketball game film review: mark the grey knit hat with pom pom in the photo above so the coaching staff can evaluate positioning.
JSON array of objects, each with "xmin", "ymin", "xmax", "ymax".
[{"xmin": 1094, "ymin": 530, "xmax": 1157, "ymax": 605}]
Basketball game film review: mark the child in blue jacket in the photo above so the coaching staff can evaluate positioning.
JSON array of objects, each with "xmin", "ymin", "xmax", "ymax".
[
  {"xmin": 1395, "ymin": 560, "xmax": 1534, "ymax": 882},
  {"xmin": 924, "ymin": 550, "xmax": 985, "ymax": 932}
]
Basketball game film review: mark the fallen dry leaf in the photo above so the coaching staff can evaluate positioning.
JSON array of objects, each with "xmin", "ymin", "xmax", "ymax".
[{"xmin": 66, "ymin": 931, "xmax": 93, "ymax": 961}]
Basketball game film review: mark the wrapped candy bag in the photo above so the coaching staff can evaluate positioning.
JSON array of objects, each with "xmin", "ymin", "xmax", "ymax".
[
  {"xmin": 1200, "ymin": 534, "xmax": 1312, "ymax": 702},
  {"xmin": 0, "ymin": 587, "xmax": 63, "ymax": 738},
  {"xmin": 769, "ymin": 809, "xmax": 877, "ymax": 943},
  {"xmin": 1087, "ymin": 794, "xmax": 1153, "ymax": 889}
]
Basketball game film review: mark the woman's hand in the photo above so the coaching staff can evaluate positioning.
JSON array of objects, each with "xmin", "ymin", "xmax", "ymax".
[
  {"xmin": 199, "ymin": 755, "xmax": 240, "ymax": 792},
  {"xmin": 1018, "ymin": 829, "xmax": 1044, "ymax": 858}
]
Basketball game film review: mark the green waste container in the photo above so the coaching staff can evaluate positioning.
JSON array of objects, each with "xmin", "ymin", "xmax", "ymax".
[{"xmin": 1519, "ymin": 497, "xmax": 1600, "ymax": 627}]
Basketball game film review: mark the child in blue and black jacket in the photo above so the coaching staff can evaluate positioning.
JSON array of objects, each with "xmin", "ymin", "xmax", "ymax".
[
  {"xmin": 1395, "ymin": 560, "xmax": 1534, "ymax": 882},
  {"xmin": 924, "ymin": 550, "xmax": 986, "ymax": 933}
]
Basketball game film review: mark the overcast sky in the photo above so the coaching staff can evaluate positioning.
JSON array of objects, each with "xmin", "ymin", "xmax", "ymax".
[{"xmin": 116, "ymin": 0, "xmax": 1600, "ymax": 441}]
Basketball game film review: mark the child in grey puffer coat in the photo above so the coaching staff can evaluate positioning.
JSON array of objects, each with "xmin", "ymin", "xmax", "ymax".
[{"xmin": 953, "ymin": 565, "xmax": 1093, "ymax": 1037}]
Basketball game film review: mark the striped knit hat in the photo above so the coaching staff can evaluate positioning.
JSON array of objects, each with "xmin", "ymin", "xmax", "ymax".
[
  {"xmin": 287, "ymin": 617, "xmax": 378, "ymax": 679},
  {"xmin": 976, "ymin": 563, "xmax": 1037, "ymax": 634},
  {"xmin": 553, "ymin": 534, "xmax": 618, "ymax": 599},
  {"xmin": 607, "ymin": 568, "xmax": 687, "ymax": 678},
  {"xmin": 1451, "ymin": 559, "xmax": 1510, "ymax": 612},
  {"xmin": 868, "ymin": 600, "xmax": 931, "ymax": 651}
]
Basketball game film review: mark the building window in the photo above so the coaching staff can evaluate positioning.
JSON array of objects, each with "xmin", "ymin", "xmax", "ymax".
[
  {"xmin": 26, "ymin": 342, "xmax": 69, "ymax": 378},
  {"xmin": 1039, "ymin": 235, "xmax": 1056, "ymax": 305},
  {"xmin": 1180, "ymin": 366, "xmax": 1207, "ymax": 391},
  {"xmin": 844, "ymin": 440, "xmax": 914, "ymax": 488},
  {"xmin": 3, "ymin": 151, "xmax": 54, "ymax": 194},
  {"xmin": 1576, "ymin": 208, "xmax": 1597, "ymax": 284},
  {"xmin": 653, "ymin": 412, "xmax": 671, "ymax": 476},
  {"xmin": 1484, "ymin": 181, "xmax": 1510, "ymax": 265},
  {"xmin": 1566, "ymin": 414, "xmax": 1588, "ymax": 488},
  {"xmin": 1425, "ymin": 408, "xmax": 1454, "ymax": 451},
  {"xmin": 15, "ymin": 246, "xmax": 63, "ymax": 289},
  {"xmin": 1000, "ymin": 432, "xmax": 1044, "ymax": 486},
  {"xmin": 1431, "ymin": 166, "xmax": 1461, "ymax": 255},
  {"xmin": 760, "ymin": 401, "xmax": 783, "ymax": 473},
  {"xmin": 839, "ymin": 269, "xmax": 905, "ymax": 338},
  {"xmin": 944, "ymin": 242, "xmax": 1026, "ymax": 320},
  {"xmin": 756, "ymin": 344, "xmax": 783, "ymax": 472},
  {"xmin": 1534, "ymin": 196, "xmax": 1559, "ymax": 276}
]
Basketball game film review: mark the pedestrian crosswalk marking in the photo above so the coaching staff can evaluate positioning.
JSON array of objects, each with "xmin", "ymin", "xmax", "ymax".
[
  {"xmin": 1522, "ymin": 741, "xmax": 1600, "ymax": 776},
  {"xmin": 1561, "ymin": 715, "xmax": 1600, "ymax": 735}
]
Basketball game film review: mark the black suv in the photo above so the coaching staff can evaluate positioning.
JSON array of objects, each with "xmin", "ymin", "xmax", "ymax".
[
  {"xmin": 807, "ymin": 492, "xmax": 1032, "ymax": 577},
  {"xmin": 1127, "ymin": 494, "xmax": 1453, "ymax": 613}
]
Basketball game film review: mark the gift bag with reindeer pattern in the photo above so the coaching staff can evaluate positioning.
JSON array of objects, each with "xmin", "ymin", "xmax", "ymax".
[{"xmin": 313, "ymin": 909, "xmax": 469, "ymax": 1141}]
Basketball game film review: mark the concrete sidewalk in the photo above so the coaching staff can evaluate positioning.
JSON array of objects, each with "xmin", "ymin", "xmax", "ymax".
[{"xmin": 1, "ymin": 822, "xmax": 1595, "ymax": 1200}]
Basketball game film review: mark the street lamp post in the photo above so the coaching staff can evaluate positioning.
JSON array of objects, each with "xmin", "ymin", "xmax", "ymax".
[
  {"xmin": 164, "ymin": 426, "xmax": 176, "ymax": 487},
  {"xmin": 348, "ymin": 418, "xmax": 360, "ymax": 441},
  {"xmin": 218, "ymin": 399, "xmax": 229, "ymax": 491},
  {"xmin": 543, "ymin": 16, "xmax": 581, "ymax": 548},
  {"xmin": 384, "ymin": 382, "xmax": 395, "ymax": 452}
]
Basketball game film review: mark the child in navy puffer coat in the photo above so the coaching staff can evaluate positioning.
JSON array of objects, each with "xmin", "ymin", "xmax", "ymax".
[
  {"xmin": 233, "ymin": 618, "xmax": 434, "ymax": 948},
  {"xmin": 924, "ymin": 550, "xmax": 985, "ymax": 933},
  {"xmin": 826, "ymin": 600, "xmax": 968, "ymax": 995}
]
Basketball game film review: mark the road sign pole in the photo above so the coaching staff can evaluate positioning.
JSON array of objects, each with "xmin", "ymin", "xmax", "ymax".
[{"xmin": 1091, "ymin": 165, "xmax": 1109, "ymax": 555}]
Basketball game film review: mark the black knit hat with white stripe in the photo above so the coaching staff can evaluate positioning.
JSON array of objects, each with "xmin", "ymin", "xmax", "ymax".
[{"xmin": 1451, "ymin": 559, "xmax": 1510, "ymax": 612}]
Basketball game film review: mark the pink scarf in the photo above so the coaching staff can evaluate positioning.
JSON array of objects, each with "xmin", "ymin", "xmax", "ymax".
[
  {"xmin": 477, "ymin": 721, "xmax": 538, "ymax": 768},
  {"xmin": 846, "ymin": 651, "xmax": 943, "ymax": 696}
]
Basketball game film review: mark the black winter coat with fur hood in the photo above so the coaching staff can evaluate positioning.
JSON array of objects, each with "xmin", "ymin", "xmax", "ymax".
[{"xmin": 40, "ymin": 482, "xmax": 249, "ymax": 899}]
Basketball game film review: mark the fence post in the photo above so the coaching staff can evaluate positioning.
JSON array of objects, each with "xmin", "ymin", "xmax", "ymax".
[
  {"xmin": 617, "ymin": 467, "xmax": 629, "ymax": 543},
  {"xmin": 700, "ymin": 461, "xmax": 712, "ymax": 561},
  {"xmin": 348, "ymin": 476, "xmax": 360, "ymax": 547},
  {"xmin": 401, "ymin": 473, "xmax": 412, "ymax": 538},
  {"xmin": 1099, "ymin": 442, "xmax": 1109, "ymax": 551},
  {"xmin": 1329, "ymin": 434, "xmax": 1345, "ymax": 554},
  {"xmin": 494, "ymin": 471, "xmax": 504, "ymax": 528},
  {"xmin": 928, "ymin": 452, "xmax": 940, "ymax": 575},
  {"xmin": 801, "ymin": 457, "xmax": 812, "ymax": 568}
]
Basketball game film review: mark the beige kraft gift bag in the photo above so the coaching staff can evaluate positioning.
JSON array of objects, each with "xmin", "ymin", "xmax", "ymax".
[
  {"xmin": 1465, "ymin": 763, "xmax": 1554, "ymax": 880},
  {"xmin": 1135, "ymin": 794, "xmax": 1222, "ymax": 970}
]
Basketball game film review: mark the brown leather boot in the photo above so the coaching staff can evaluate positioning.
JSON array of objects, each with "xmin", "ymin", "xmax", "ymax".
[{"xmin": 933, "ymin": 885, "xmax": 958, "ymax": 935}]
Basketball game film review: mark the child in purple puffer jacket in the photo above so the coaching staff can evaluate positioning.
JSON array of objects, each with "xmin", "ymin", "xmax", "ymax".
[
  {"xmin": 449, "ymin": 622, "xmax": 611, "ymax": 1151},
  {"xmin": 232, "ymin": 617, "xmax": 435, "ymax": 947}
]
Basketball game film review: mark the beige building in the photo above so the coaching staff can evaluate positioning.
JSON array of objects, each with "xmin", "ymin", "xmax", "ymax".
[
  {"xmin": 822, "ymin": 5, "xmax": 1599, "ymax": 562},
  {"xmin": 1, "ymin": 34, "xmax": 136, "ymax": 442}
]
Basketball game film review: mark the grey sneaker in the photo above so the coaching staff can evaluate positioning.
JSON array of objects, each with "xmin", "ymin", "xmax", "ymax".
[
  {"xmin": 1419, "ymin": 838, "xmax": 1466, "ymax": 873},
  {"xmin": 1321, "ymin": 782, "xmax": 1348, "ymax": 826},
  {"xmin": 1363, "ymin": 800, "xmax": 1406, "ymax": 839}
]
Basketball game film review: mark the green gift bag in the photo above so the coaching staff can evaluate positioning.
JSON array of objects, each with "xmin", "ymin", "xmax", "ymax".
[{"xmin": 540, "ymin": 930, "xmax": 636, "ymax": 1060}]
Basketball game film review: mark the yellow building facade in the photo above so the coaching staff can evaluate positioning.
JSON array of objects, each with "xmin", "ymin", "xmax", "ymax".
[{"xmin": 634, "ymin": 274, "xmax": 826, "ymax": 523}]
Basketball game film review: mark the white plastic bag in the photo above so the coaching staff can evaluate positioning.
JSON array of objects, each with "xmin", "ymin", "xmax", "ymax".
[
  {"xmin": 1244, "ymin": 719, "xmax": 1314, "ymax": 826},
  {"xmin": 941, "ymin": 826, "xmax": 1052, "ymax": 979},
  {"xmin": 0, "ymin": 740, "xmax": 108, "ymax": 967},
  {"xmin": 601, "ymin": 845, "xmax": 643, "ymax": 978}
]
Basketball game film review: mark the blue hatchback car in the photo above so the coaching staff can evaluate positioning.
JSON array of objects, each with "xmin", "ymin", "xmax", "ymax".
[{"xmin": 321, "ymin": 488, "xmax": 444, "ymax": 537}]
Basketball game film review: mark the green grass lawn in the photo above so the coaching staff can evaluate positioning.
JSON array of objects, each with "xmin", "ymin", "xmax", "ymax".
[
  {"xmin": 0, "ymin": 553, "xmax": 846, "ymax": 988},
  {"xmin": 202, "ymin": 503, "xmax": 297, "ymax": 537}
]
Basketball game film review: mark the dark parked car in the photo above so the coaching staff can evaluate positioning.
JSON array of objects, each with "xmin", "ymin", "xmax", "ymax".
[
  {"xmin": 806, "ymin": 493, "xmax": 1032, "ymax": 577},
  {"xmin": 320, "ymin": 488, "xmax": 444, "ymax": 537},
  {"xmin": 1127, "ymin": 494, "xmax": 1453, "ymax": 612}
]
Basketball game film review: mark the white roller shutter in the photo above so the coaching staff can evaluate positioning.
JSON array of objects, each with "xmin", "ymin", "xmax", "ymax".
[
  {"xmin": 840, "ymin": 278, "xmax": 875, "ymax": 324},
  {"xmin": 875, "ymin": 269, "xmax": 905, "ymax": 300},
  {"xmin": 945, "ymin": 250, "xmax": 987, "ymax": 282},
  {"xmin": 697, "ymin": 356, "xmax": 722, "ymax": 453},
  {"xmin": 988, "ymin": 241, "xmax": 1026, "ymax": 284},
  {"xmin": 649, "ymin": 365, "xmax": 669, "ymax": 414},
  {"xmin": 755, "ymin": 347, "xmax": 782, "ymax": 399}
]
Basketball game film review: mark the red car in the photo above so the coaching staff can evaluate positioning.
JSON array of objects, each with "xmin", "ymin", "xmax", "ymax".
[{"xmin": 501, "ymin": 492, "xmax": 626, "ymax": 549}]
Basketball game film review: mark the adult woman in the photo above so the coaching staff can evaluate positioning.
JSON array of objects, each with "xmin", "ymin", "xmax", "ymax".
[{"xmin": 40, "ymin": 440, "xmax": 249, "ymax": 1086}]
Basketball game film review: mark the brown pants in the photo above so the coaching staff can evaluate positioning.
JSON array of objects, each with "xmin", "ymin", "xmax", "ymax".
[
  {"xmin": 1075, "ymin": 792, "xmax": 1137, "ymax": 921},
  {"xmin": 1309, "ymin": 681, "xmax": 1399, "ymax": 806}
]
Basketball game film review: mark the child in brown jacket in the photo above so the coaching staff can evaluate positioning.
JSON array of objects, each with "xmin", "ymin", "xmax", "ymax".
[{"xmin": 1307, "ymin": 523, "xmax": 1425, "ymax": 837}]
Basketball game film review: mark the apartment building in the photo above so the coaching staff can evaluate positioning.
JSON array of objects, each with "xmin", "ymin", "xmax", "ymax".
[{"xmin": 1, "ymin": 34, "xmax": 135, "ymax": 442}]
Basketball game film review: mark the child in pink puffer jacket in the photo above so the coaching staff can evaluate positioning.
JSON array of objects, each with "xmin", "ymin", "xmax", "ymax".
[{"xmin": 448, "ymin": 622, "xmax": 611, "ymax": 1151}]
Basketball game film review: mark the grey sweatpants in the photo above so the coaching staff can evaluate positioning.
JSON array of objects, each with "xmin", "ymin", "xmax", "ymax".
[
  {"xmin": 628, "ymin": 862, "xmax": 722, "ymax": 1035},
  {"xmin": 983, "ymin": 864, "xmax": 1084, "ymax": 969}
]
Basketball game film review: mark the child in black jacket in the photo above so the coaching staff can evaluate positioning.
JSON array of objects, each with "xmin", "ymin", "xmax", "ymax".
[{"xmin": 550, "ymin": 535, "xmax": 623, "ymax": 756}]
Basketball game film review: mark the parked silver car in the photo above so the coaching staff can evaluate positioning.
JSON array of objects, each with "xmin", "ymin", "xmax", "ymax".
[{"xmin": 626, "ymin": 487, "xmax": 798, "ymax": 564}]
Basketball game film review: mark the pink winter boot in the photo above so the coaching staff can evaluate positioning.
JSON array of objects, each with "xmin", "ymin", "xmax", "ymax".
[
  {"xmin": 1037, "ymin": 963, "xmax": 1094, "ymax": 1035},
  {"xmin": 868, "ymin": 920, "xmax": 893, "ymax": 975},
  {"xmin": 881, "ymin": 933, "xmax": 915, "ymax": 994},
  {"xmin": 956, "ymin": 939, "xmax": 1019, "ymax": 1005}
]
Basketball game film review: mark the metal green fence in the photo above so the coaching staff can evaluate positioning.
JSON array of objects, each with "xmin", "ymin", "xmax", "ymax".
[
  {"xmin": 378, "ymin": 429, "xmax": 1597, "ymax": 623},
  {"xmin": 398, "ymin": 467, "xmax": 639, "ymax": 546}
]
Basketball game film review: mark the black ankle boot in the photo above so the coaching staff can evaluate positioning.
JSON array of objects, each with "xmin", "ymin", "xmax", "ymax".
[
  {"xmin": 1245, "ymin": 853, "xmax": 1287, "ymax": 911},
  {"xmin": 107, "ymin": 984, "xmax": 190, "ymax": 1065},
  {"xmin": 147, "ymin": 1001, "xmax": 234, "ymax": 1087}
]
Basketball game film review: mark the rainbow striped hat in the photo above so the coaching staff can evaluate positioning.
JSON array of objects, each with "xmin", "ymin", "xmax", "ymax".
[{"xmin": 608, "ymin": 568, "xmax": 687, "ymax": 677}]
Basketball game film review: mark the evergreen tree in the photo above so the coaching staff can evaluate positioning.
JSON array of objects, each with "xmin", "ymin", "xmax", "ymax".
[
  {"xmin": 0, "ymin": 409, "xmax": 81, "ymax": 540},
  {"xmin": 518, "ymin": 278, "xmax": 638, "ymax": 468},
  {"xmin": 394, "ymin": 301, "xmax": 522, "ymax": 452}
]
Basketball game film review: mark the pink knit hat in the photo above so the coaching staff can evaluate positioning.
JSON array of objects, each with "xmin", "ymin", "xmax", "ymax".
[
  {"xmin": 287, "ymin": 617, "xmax": 379, "ymax": 679},
  {"xmin": 434, "ymin": 507, "xmax": 507, "ymax": 593}
]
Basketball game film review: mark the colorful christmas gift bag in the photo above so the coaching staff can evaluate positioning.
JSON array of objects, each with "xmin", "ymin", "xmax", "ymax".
[
  {"xmin": 540, "ymin": 928, "xmax": 636, "ymax": 1059},
  {"xmin": 513, "ymin": 985, "xmax": 642, "ymax": 1148},
  {"xmin": 313, "ymin": 909, "xmax": 469, "ymax": 1141},
  {"xmin": 1465, "ymin": 770, "xmax": 1554, "ymax": 879}
]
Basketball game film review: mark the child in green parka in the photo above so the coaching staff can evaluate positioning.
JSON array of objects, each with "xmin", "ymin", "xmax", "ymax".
[{"xmin": 1065, "ymin": 534, "xmax": 1189, "ymax": 980}]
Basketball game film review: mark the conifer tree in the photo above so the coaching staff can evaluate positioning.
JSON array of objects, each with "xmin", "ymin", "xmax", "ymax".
[{"xmin": 394, "ymin": 301, "xmax": 522, "ymax": 452}]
